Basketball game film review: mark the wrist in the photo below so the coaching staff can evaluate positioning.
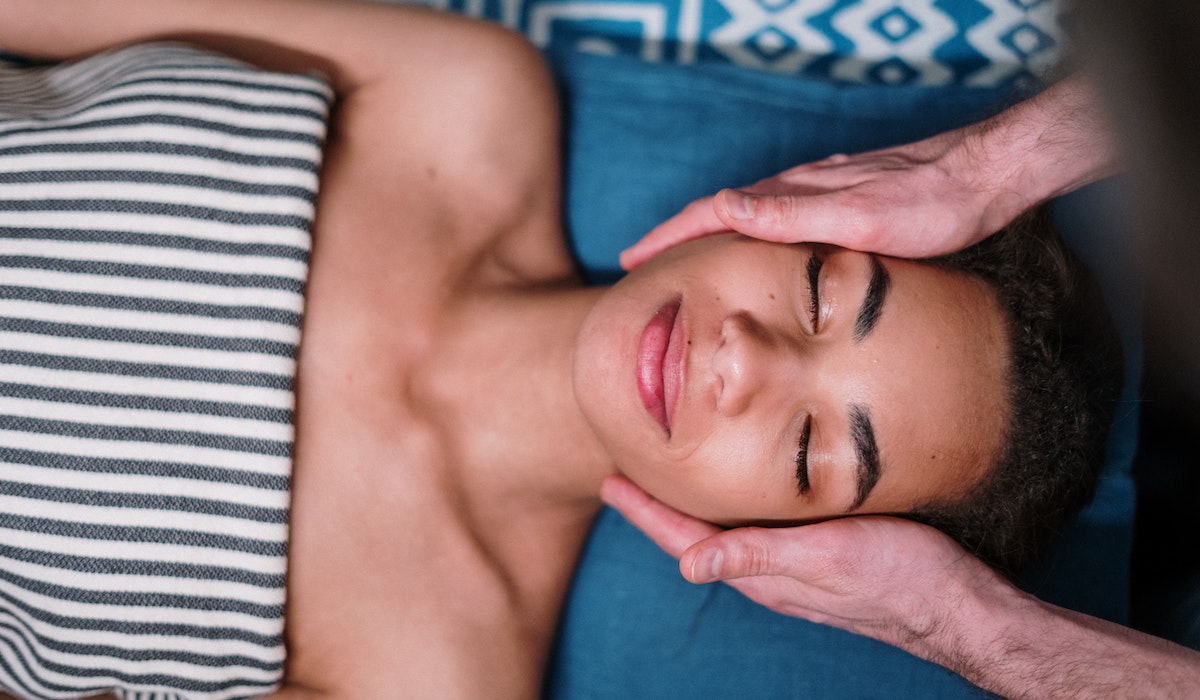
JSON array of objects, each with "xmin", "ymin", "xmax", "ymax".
[
  {"xmin": 947, "ymin": 75, "xmax": 1120, "ymax": 234},
  {"xmin": 936, "ymin": 575, "xmax": 1042, "ymax": 689},
  {"xmin": 919, "ymin": 570, "xmax": 1200, "ymax": 698},
  {"xmin": 893, "ymin": 563, "xmax": 1032, "ymax": 683}
]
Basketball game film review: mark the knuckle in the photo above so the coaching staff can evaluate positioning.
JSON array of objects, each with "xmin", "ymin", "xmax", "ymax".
[
  {"xmin": 727, "ymin": 528, "xmax": 777, "ymax": 576},
  {"xmin": 763, "ymin": 196, "xmax": 804, "ymax": 231}
]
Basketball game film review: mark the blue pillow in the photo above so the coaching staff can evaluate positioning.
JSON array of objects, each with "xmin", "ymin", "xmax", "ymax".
[{"xmin": 547, "ymin": 48, "xmax": 1140, "ymax": 698}]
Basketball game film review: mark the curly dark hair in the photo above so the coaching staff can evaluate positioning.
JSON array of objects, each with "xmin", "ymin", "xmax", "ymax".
[{"xmin": 908, "ymin": 207, "xmax": 1124, "ymax": 579}]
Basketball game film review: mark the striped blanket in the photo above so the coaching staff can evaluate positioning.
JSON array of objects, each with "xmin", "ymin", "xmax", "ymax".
[{"xmin": 0, "ymin": 44, "xmax": 331, "ymax": 699}]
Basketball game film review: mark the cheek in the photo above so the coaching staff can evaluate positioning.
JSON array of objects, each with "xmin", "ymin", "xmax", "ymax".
[
  {"xmin": 624, "ymin": 425, "xmax": 783, "ymax": 522},
  {"xmin": 573, "ymin": 298, "xmax": 636, "ymax": 434}
]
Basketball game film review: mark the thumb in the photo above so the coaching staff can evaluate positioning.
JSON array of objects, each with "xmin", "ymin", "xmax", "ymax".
[
  {"xmin": 713, "ymin": 188, "xmax": 812, "ymax": 244},
  {"xmin": 680, "ymin": 527, "xmax": 800, "ymax": 584},
  {"xmin": 716, "ymin": 187, "xmax": 886, "ymax": 251}
]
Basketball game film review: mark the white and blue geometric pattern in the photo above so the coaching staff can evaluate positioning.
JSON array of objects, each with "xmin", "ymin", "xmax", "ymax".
[{"xmin": 403, "ymin": 0, "xmax": 1065, "ymax": 86}]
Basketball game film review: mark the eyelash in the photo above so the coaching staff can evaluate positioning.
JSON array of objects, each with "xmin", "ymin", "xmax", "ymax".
[
  {"xmin": 795, "ymin": 416, "xmax": 812, "ymax": 495},
  {"xmin": 795, "ymin": 252, "xmax": 822, "ymax": 495},
  {"xmin": 806, "ymin": 253, "xmax": 823, "ymax": 331}
]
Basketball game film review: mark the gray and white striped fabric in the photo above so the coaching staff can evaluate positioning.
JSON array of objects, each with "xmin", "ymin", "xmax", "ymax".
[{"xmin": 0, "ymin": 44, "xmax": 331, "ymax": 699}]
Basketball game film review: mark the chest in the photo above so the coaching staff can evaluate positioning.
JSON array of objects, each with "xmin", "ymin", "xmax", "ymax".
[{"xmin": 280, "ymin": 305, "xmax": 578, "ymax": 696}]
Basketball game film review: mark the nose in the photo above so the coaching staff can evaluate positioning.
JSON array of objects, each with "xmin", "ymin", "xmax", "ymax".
[{"xmin": 712, "ymin": 312, "xmax": 797, "ymax": 416}]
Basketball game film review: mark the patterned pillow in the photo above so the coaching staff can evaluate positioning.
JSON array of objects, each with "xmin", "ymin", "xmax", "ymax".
[
  {"xmin": 403, "ymin": 0, "xmax": 1066, "ymax": 86},
  {"xmin": 0, "ymin": 43, "xmax": 330, "ymax": 700}
]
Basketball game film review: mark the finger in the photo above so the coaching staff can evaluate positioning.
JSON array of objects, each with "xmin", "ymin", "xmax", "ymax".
[
  {"xmin": 679, "ymin": 520, "xmax": 859, "ymax": 584},
  {"xmin": 600, "ymin": 475, "xmax": 722, "ymax": 558},
  {"xmin": 679, "ymin": 527, "xmax": 785, "ymax": 584},
  {"xmin": 712, "ymin": 188, "xmax": 822, "ymax": 244},
  {"xmin": 619, "ymin": 196, "xmax": 723, "ymax": 270},
  {"xmin": 715, "ymin": 188, "xmax": 885, "ymax": 252},
  {"xmin": 677, "ymin": 526, "xmax": 877, "ymax": 632}
]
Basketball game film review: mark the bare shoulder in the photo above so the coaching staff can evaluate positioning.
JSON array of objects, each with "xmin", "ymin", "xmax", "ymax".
[{"xmin": 322, "ymin": 11, "xmax": 571, "ymax": 288}]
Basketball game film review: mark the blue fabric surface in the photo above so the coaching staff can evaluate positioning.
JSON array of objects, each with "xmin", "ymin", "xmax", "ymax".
[
  {"xmin": 554, "ymin": 47, "xmax": 1026, "ymax": 283},
  {"xmin": 547, "ymin": 47, "xmax": 1140, "ymax": 698}
]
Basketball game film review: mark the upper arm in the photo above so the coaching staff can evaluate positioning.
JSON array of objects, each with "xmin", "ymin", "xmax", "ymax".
[
  {"xmin": 313, "ymin": 11, "xmax": 571, "ymax": 284},
  {"xmin": 0, "ymin": 0, "xmax": 504, "ymax": 95}
]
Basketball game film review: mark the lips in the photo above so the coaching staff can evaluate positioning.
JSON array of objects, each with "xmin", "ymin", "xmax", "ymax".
[{"xmin": 637, "ymin": 297, "xmax": 683, "ymax": 435}]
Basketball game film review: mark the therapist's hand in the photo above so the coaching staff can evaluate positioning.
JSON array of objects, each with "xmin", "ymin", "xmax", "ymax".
[
  {"xmin": 599, "ymin": 475, "xmax": 1000, "ymax": 652},
  {"xmin": 601, "ymin": 474, "xmax": 1200, "ymax": 699},
  {"xmin": 620, "ymin": 74, "xmax": 1117, "ymax": 269},
  {"xmin": 621, "ymin": 131, "xmax": 1010, "ymax": 269}
]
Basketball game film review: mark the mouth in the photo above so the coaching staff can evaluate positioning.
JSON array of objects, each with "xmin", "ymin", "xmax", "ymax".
[{"xmin": 637, "ymin": 297, "xmax": 683, "ymax": 435}]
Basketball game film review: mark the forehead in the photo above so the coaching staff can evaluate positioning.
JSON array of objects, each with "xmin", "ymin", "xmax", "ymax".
[{"xmin": 851, "ymin": 256, "xmax": 1010, "ymax": 512}]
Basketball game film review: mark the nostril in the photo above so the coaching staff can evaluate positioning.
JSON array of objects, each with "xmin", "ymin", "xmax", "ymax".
[
  {"xmin": 713, "ymin": 315, "xmax": 756, "ymax": 416},
  {"xmin": 720, "ymin": 312, "xmax": 752, "ymax": 340}
]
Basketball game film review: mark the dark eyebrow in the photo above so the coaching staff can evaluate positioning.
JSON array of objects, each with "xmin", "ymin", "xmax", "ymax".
[
  {"xmin": 853, "ymin": 256, "xmax": 890, "ymax": 342},
  {"xmin": 847, "ymin": 404, "xmax": 882, "ymax": 512}
]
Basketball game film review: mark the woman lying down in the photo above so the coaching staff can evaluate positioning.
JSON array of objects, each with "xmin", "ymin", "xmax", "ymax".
[{"xmin": 0, "ymin": 0, "xmax": 1121, "ymax": 698}]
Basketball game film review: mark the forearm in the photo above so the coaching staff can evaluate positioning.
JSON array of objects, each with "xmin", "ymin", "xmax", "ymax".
[
  {"xmin": 0, "ymin": 0, "xmax": 450, "ymax": 91},
  {"xmin": 925, "ymin": 581, "xmax": 1200, "ymax": 698}
]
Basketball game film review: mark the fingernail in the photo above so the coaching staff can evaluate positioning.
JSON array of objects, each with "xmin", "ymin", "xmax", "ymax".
[
  {"xmin": 690, "ymin": 548, "xmax": 722, "ymax": 583},
  {"xmin": 723, "ymin": 191, "xmax": 755, "ymax": 220}
]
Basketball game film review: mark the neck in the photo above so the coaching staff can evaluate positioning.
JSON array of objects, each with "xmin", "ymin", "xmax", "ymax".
[{"xmin": 421, "ymin": 283, "xmax": 616, "ymax": 511}]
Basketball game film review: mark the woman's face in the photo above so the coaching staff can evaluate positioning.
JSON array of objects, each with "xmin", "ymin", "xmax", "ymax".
[{"xmin": 574, "ymin": 234, "xmax": 1010, "ymax": 524}]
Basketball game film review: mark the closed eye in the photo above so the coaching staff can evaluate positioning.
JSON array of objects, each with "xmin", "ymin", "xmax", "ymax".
[
  {"xmin": 806, "ymin": 253, "xmax": 823, "ymax": 331},
  {"xmin": 795, "ymin": 415, "xmax": 812, "ymax": 495}
]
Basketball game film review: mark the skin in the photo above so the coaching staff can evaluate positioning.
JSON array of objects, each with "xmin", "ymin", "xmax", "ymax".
[
  {"xmin": 0, "ymin": 1, "xmax": 1014, "ymax": 698},
  {"xmin": 577, "ymin": 235, "xmax": 1009, "ymax": 524}
]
